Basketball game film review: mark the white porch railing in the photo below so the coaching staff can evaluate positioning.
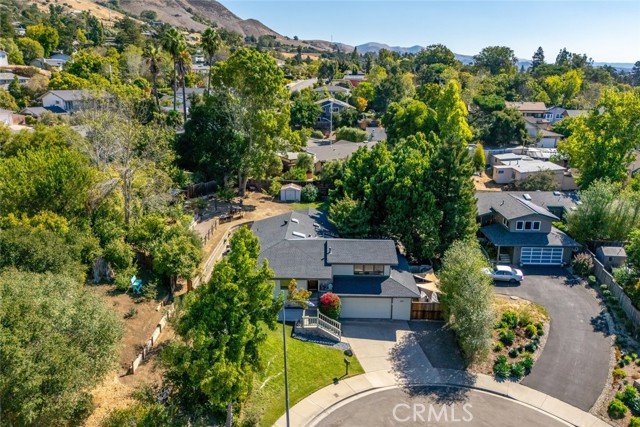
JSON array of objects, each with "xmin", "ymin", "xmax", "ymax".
[{"xmin": 300, "ymin": 311, "xmax": 341, "ymax": 341}]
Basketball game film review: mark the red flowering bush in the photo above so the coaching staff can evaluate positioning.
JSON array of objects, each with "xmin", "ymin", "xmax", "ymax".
[{"xmin": 319, "ymin": 292, "xmax": 341, "ymax": 320}]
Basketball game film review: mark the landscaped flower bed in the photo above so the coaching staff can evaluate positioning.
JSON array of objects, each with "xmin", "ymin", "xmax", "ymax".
[{"xmin": 471, "ymin": 296, "xmax": 549, "ymax": 381}]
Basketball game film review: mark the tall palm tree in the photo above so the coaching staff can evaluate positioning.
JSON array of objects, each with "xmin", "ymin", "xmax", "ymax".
[
  {"xmin": 161, "ymin": 27, "xmax": 187, "ymax": 117},
  {"xmin": 144, "ymin": 44, "xmax": 162, "ymax": 110},
  {"xmin": 177, "ymin": 50, "xmax": 191, "ymax": 124},
  {"xmin": 201, "ymin": 27, "xmax": 221, "ymax": 95}
]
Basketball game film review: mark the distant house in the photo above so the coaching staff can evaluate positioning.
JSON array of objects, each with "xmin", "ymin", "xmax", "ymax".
[
  {"xmin": 0, "ymin": 73, "xmax": 29, "ymax": 87},
  {"xmin": 596, "ymin": 246, "xmax": 627, "ymax": 270},
  {"xmin": 342, "ymin": 73, "xmax": 366, "ymax": 87},
  {"xmin": 20, "ymin": 106, "xmax": 67, "ymax": 117},
  {"xmin": 40, "ymin": 90, "xmax": 102, "ymax": 113},
  {"xmin": 280, "ymin": 183, "xmax": 302, "ymax": 202},
  {"xmin": 491, "ymin": 153, "xmax": 574, "ymax": 189},
  {"xmin": 30, "ymin": 53, "xmax": 72, "ymax": 71},
  {"xmin": 523, "ymin": 117, "xmax": 564, "ymax": 148},
  {"xmin": 476, "ymin": 191, "xmax": 580, "ymax": 265},
  {"xmin": 0, "ymin": 50, "xmax": 8, "ymax": 67},
  {"xmin": 505, "ymin": 101, "xmax": 547, "ymax": 118},
  {"xmin": 315, "ymin": 98, "xmax": 354, "ymax": 122},
  {"xmin": 191, "ymin": 64, "xmax": 210, "ymax": 75},
  {"xmin": 304, "ymin": 140, "xmax": 379, "ymax": 173},
  {"xmin": 313, "ymin": 85, "xmax": 351, "ymax": 97},
  {"xmin": 544, "ymin": 106, "xmax": 588, "ymax": 124}
]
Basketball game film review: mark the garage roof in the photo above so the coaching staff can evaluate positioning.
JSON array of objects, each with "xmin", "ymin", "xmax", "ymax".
[
  {"xmin": 332, "ymin": 270, "xmax": 420, "ymax": 298},
  {"xmin": 480, "ymin": 224, "xmax": 580, "ymax": 248}
]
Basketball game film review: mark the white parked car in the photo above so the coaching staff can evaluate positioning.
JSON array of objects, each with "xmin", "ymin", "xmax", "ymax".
[{"xmin": 482, "ymin": 265, "xmax": 524, "ymax": 283}]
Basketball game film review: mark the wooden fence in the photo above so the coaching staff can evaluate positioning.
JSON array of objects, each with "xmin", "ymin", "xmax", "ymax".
[
  {"xmin": 588, "ymin": 250, "xmax": 640, "ymax": 327},
  {"xmin": 410, "ymin": 301, "xmax": 444, "ymax": 320}
]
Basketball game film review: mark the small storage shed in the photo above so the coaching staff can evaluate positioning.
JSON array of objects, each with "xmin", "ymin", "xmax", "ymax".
[
  {"xmin": 596, "ymin": 246, "xmax": 627, "ymax": 270},
  {"xmin": 280, "ymin": 183, "xmax": 302, "ymax": 202}
]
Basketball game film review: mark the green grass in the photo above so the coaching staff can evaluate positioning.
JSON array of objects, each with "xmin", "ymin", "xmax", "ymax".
[
  {"xmin": 243, "ymin": 325, "xmax": 364, "ymax": 426},
  {"xmin": 290, "ymin": 200, "xmax": 329, "ymax": 212}
]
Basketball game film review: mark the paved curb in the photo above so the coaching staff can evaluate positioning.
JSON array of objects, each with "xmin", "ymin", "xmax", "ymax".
[{"xmin": 274, "ymin": 369, "xmax": 612, "ymax": 427}]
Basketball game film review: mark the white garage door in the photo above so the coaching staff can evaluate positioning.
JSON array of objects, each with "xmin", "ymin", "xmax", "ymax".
[
  {"xmin": 340, "ymin": 297, "xmax": 392, "ymax": 319},
  {"xmin": 521, "ymin": 247, "xmax": 563, "ymax": 265}
]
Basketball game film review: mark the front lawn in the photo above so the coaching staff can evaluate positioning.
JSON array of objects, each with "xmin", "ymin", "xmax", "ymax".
[{"xmin": 242, "ymin": 325, "xmax": 363, "ymax": 426}]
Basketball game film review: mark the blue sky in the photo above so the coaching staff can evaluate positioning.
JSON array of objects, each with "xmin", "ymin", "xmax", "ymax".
[{"xmin": 218, "ymin": 1, "xmax": 640, "ymax": 63}]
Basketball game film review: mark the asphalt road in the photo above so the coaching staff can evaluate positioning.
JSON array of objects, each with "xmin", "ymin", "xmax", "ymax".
[
  {"xmin": 287, "ymin": 78, "xmax": 317, "ymax": 92},
  {"xmin": 495, "ymin": 266, "xmax": 611, "ymax": 411},
  {"xmin": 316, "ymin": 386, "xmax": 570, "ymax": 427}
]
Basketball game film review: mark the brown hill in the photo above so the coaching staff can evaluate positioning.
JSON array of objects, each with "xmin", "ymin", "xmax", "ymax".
[{"xmin": 119, "ymin": 0, "xmax": 281, "ymax": 39}]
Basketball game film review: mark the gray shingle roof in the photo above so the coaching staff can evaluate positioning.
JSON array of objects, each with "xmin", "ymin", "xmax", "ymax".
[
  {"xmin": 476, "ymin": 191, "xmax": 579, "ymax": 218},
  {"xmin": 251, "ymin": 208, "xmax": 335, "ymax": 251},
  {"xmin": 481, "ymin": 224, "xmax": 580, "ymax": 248},
  {"xmin": 304, "ymin": 140, "xmax": 378, "ymax": 163},
  {"xmin": 313, "ymin": 85, "xmax": 350, "ymax": 93},
  {"xmin": 260, "ymin": 239, "xmax": 332, "ymax": 279},
  {"xmin": 490, "ymin": 195, "xmax": 558, "ymax": 221},
  {"xmin": 332, "ymin": 270, "xmax": 420, "ymax": 298},
  {"xmin": 45, "ymin": 90, "xmax": 93, "ymax": 101},
  {"xmin": 315, "ymin": 98, "xmax": 354, "ymax": 109},
  {"xmin": 326, "ymin": 239, "xmax": 398, "ymax": 265}
]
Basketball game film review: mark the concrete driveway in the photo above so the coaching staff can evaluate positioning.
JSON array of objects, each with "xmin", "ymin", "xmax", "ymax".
[
  {"xmin": 341, "ymin": 321, "xmax": 431, "ymax": 377},
  {"xmin": 495, "ymin": 266, "xmax": 612, "ymax": 411}
]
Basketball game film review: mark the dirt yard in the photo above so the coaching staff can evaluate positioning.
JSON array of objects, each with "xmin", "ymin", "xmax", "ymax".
[
  {"xmin": 31, "ymin": 0, "xmax": 129, "ymax": 25},
  {"xmin": 474, "ymin": 171, "xmax": 503, "ymax": 191}
]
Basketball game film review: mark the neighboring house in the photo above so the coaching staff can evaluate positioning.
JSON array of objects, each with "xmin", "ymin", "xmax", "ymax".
[
  {"xmin": 159, "ymin": 87, "xmax": 206, "ymax": 114},
  {"xmin": 0, "ymin": 50, "xmax": 8, "ymax": 66},
  {"xmin": 40, "ymin": 90, "xmax": 102, "ymax": 113},
  {"xmin": 252, "ymin": 209, "xmax": 420, "ymax": 319},
  {"xmin": 313, "ymin": 85, "xmax": 351, "ymax": 97},
  {"xmin": 505, "ymin": 101, "xmax": 547, "ymax": 118},
  {"xmin": 30, "ymin": 53, "xmax": 71, "ymax": 71},
  {"xmin": 304, "ymin": 140, "xmax": 379, "ymax": 173},
  {"xmin": 280, "ymin": 183, "xmax": 302, "ymax": 202},
  {"xmin": 628, "ymin": 150, "xmax": 640, "ymax": 177},
  {"xmin": 0, "ymin": 73, "xmax": 29, "ymax": 87},
  {"xmin": 476, "ymin": 192, "xmax": 581, "ymax": 265},
  {"xmin": 316, "ymin": 98, "xmax": 355, "ymax": 121},
  {"xmin": 596, "ymin": 246, "xmax": 627, "ymax": 270},
  {"xmin": 544, "ymin": 106, "xmax": 588, "ymax": 124},
  {"xmin": 20, "ymin": 106, "xmax": 67, "ymax": 117},
  {"xmin": 490, "ymin": 153, "xmax": 575, "ymax": 190},
  {"xmin": 523, "ymin": 117, "xmax": 564, "ymax": 148},
  {"xmin": 342, "ymin": 73, "xmax": 366, "ymax": 87},
  {"xmin": 191, "ymin": 64, "xmax": 210, "ymax": 75},
  {"xmin": 0, "ymin": 108, "xmax": 25, "ymax": 126},
  {"xmin": 191, "ymin": 52, "xmax": 205, "ymax": 64}
]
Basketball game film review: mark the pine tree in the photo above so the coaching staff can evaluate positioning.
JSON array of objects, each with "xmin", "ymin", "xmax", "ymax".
[
  {"xmin": 531, "ymin": 46, "xmax": 545, "ymax": 70},
  {"xmin": 430, "ymin": 82, "xmax": 478, "ymax": 256}
]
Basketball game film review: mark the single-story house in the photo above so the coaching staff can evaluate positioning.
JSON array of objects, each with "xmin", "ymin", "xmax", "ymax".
[
  {"xmin": 0, "ymin": 72, "xmax": 29, "ymax": 87},
  {"xmin": 476, "ymin": 191, "xmax": 581, "ymax": 266},
  {"xmin": 524, "ymin": 117, "xmax": 564, "ymax": 148},
  {"xmin": 252, "ymin": 209, "xmax": 420, "ymax": 320},
  {"xmin": 596, "ymin": 246, "xmax": 627, "ymax": 270},
  {"xmin": 342, "ymin": 73, "xmax": 366, "ymax": 87},
  {"xmin": 491, "ymin": 153, "xmax": 567, "ymax": 187},
  {"xmin": 304, "ymin": 140, "xmax": 379, "ymax": 173},
  {"xmin": 280, "ymin": 183, "xmax": 302, "ymax": 202},
  {"xmin": 316, "ymin": 97, "xmax": 354, "ymax": 122},
  {"xmin": 40, "ymin": 89, "xmax": 104, "ymax": 113},
  {"xmin": 313, "ymin": 85, "xmax": 351, "ymax": 97},
  {"xmin": 0, "ymin": 50, "xmax": 8, "ymax": 66},
  {"xmin": 30, "ymin": 53, "xmax": 71, "ymax": 70},
  {"xmin": 20, "ymin": 106, "xmax": 68, "ymax": 117}
]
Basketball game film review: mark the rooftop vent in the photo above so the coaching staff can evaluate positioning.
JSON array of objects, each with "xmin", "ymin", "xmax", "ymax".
[
  {"xmin": 292, "ymin": 231, "xmax": 306, "ymax": 238},
  {"xmin": 328, "ymin": 247, "xmax": 332, "ymax": 254},
  {"xmin": 523, "ymin": 194, "xmax": 532, "ymax": 200},
  {"xmin": 553, "ymin": 191, "xmax": 561, "ymax": 196},
  {"xmin": 291, "ymin": 218, "xmax": 299, "ymax": 224}
]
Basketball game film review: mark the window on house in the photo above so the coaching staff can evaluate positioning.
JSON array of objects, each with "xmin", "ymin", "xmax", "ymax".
[
  {"xmin": 516, "ymin": 220, "xmax": 541, "ymax": 231},
  {"xmin": 556, "ymin": 114, "xmax": 562, "ymax": 119},
  {"xmin": 280, "ymin": 279, "xmax": 292, "ymax": 290},
  {"xmin": 498, "ymin": 170, "xmax": 504, "ymax": 174},
  {"xmin": 353, "ymin": 264, "xmax": 384, "ymax": 275}
]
